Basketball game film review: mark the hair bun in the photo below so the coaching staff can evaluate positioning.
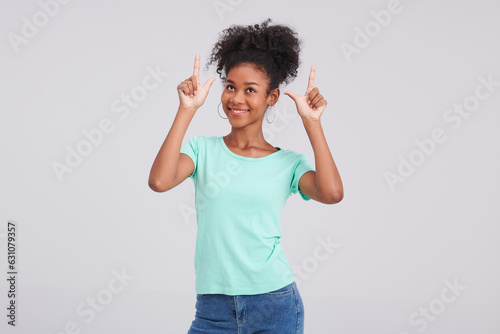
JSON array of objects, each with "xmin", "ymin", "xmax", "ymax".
[{"xmin": 207, "ymin": 18, "xmax": 302, "ymax": 94}]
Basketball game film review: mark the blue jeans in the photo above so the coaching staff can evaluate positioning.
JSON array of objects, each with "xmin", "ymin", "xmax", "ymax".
[{"xmin": 187, "ymin": 281, "xmax": 304, "ymax": 334}]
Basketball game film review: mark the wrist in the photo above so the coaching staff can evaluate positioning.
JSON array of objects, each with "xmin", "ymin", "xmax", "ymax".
[
  {"xmin": 300, "ymin": 115, "xmax": 322, "ymax": 124},
  {"xmin": 178, "ymin": 105, "xmax": 198, "ymax": 114}
]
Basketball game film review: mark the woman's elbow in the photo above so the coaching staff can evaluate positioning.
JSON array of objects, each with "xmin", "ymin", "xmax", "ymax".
[
  {"xmin": 148, "ymin": 178, "xmax": 170, "ymax": 193},
  {"xmin": 333, "ymin": 192, "xmax": 344, "ymax": 204},
  {"xmin": 324, "ymin": 191, "xmax": 343, "ymax": 204}
]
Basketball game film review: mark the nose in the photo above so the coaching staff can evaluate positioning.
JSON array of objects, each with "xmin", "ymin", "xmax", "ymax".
[{"xmin": 229, "ymin": 89, "xmax": 245, "ymax": 105}]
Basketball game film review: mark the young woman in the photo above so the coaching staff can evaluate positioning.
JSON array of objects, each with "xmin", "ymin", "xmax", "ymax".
[{"xmin": 149, "ymin": 19, "xmax": 343, "ymax": 334}]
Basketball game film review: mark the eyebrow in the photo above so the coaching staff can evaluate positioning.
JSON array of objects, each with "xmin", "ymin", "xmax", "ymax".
[{"xmin": 226, "ymin": 79, "xmax": 260, "ymax": 86}]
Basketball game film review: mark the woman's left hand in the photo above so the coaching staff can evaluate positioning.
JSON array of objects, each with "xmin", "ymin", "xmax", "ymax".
[{"xmin": 284, "ymin": 65, "xmax": 327, "ymax": 120}]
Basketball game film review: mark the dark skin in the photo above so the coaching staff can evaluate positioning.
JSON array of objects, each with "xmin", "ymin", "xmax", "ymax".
[
  {"xmin": 220, "ymin": 62, "xmax": 280, "ymax": 157},
  {"xmin": 149, "ymin": 54, "xmax": 343, "ymax": 204}
]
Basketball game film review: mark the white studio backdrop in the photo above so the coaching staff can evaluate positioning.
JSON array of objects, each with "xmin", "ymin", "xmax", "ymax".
[{"xmin": 1, "ymin": 0, "xmax": 499, "ymax": 333}]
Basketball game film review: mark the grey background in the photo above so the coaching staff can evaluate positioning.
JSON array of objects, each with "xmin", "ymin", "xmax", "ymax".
[{"xmin": 1, "ymin": 0, "xmax": 499, "ymax": 333}]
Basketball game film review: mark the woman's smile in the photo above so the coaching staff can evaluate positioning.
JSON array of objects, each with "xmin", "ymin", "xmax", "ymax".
[{"xmin": 229, "ymin": 107, "xmax": 250, "ymax": 116}]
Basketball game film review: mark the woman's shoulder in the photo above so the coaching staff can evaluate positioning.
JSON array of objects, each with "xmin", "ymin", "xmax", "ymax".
[
  {"xmin": 184, "ymin": 135, "xmax": 221, "ymax": 149},
  {"xmin": 188, "ymin": 134, "xmax": 219, "ymax": 140},
  {"xmin": 274, "ymin": 146, "xmax": 309, "ymax": 162},
  {"xmin": 184, "ymin": 134, "xmax": 213, "ymax": 142}
]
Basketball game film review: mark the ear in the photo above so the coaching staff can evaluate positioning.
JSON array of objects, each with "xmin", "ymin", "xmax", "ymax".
[{"xmin": 267, "ymin": 87, "xmax": 280, "ymax": 106}]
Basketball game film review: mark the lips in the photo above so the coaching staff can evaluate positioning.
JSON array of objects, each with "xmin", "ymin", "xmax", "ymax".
[{"xmin": 229, "ymin": 107, "xmax": 249, "ymax": 116}]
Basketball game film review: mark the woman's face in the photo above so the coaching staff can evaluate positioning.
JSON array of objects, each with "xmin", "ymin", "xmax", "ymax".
[{"xmin": 221, "ymin": 62, "xmax": 279, "ymax": 127}]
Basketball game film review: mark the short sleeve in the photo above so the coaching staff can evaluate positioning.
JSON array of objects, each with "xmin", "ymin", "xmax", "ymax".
[
  {"xmin": 290, "ymin": 153, "xmax": 315, "ymax": 201},
  {"xmin": 180, "ymin": 136, "xmax": 200, "ymax": 179}
]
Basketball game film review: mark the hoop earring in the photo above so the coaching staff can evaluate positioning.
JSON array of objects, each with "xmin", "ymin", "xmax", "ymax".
[
  {"xmin": 266, "ymin": 105, "xmax": 275, "ymax": 124},
  {"xmin": 218, "ymin": 102, "xmax": 227, "ymax": 119}
]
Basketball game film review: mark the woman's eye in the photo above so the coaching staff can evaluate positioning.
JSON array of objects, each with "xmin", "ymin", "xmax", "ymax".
[{"xmin": 225, "ymin": 86, "xmax": 254, "ymax": 93}]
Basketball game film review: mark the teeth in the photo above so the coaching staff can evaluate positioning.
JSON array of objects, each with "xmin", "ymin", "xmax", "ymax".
[{"xmin": 231, "ymin": 108, "xmax": 248, "ymax": 114}]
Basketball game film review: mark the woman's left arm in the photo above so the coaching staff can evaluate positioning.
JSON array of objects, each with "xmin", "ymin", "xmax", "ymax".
[{"xmin": 284, "ymin": 65, "xmax": 344, "ymax": 204}]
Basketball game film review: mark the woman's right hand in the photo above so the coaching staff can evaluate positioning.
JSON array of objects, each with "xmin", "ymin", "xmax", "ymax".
[{"xmin": 177, "ymin": 53, "xmax": 215, "ymax": 111}]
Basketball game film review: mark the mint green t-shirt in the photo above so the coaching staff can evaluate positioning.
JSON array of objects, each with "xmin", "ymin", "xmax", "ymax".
[{"xmin": 180, "ymin": 135, "xmax": 315, "ymax": 295}]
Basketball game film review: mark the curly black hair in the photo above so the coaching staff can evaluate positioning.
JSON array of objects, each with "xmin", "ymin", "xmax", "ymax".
[{"xmin": 206, "ymin": 18, "xmax": 301, "ymax": 95}]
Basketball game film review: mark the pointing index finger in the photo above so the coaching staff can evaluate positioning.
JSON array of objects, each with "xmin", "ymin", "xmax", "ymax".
[
  {"xmin": 306, "ymin": 65, "xmax": 316, "ymax": 94},
  {"xmin": 193, "ymin": 53, "xmax": 200, "ymax": 80}
]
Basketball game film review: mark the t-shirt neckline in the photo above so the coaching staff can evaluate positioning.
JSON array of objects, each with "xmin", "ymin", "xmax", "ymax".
[{"xmin": 218, "ymin": 136, "xmax": 282, "ymax": 161}]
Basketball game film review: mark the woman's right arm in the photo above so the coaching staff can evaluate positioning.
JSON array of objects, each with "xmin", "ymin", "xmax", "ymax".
[
  {"xmin": 148, "ymin": 107, "xmax": 196, "ymax": 192},
  {"xmin": 148, "ymin": 54, "xmax": 215, "ymax": 192}
]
